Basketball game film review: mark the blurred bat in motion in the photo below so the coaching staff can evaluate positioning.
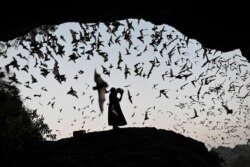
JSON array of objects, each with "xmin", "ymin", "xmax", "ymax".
[{"xmin": 93, "ymin": 69, "xmax": 108, "ymax": 113}]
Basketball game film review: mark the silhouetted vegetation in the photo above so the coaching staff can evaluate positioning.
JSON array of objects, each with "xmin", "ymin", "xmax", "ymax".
[
  {"xmin": 0, "ymin": 78, "xmax": 55, "ymax": 153},
  {"xmin": 212, "ymin": 145, "xmax": 250, "ymax": 167}
]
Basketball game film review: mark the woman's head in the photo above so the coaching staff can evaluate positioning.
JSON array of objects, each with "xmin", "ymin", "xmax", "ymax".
[{"xmin": 110, "ymin": 87, "xmax": 117, "ymax": 94}]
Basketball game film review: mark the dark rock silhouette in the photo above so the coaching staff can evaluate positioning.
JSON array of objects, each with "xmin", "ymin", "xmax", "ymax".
[
  {"xmin": 3, "ymin": 127, "xmax": 220, "ymax": 167},
  {"xmin": 211, "ymin": 144, "xmax": 250, "ymax": 167}
]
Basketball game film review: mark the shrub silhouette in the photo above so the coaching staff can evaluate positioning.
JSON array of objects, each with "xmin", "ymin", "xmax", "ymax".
[{"xmin": 0, "ymin": 79, "xmax": 55, "ymax": 152}]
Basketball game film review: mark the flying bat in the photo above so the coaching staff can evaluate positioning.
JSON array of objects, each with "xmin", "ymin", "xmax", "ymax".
[
  {"xmin": 67, "ymin": 86, "xmax": 78, "ymax": 98},
  {"xmin": 127, "ymin": 90, "xmax": 133, "ymax": 104},
  {"xmin": 93, "ymin": 69, "xmax": 108, "ymax": 113}
]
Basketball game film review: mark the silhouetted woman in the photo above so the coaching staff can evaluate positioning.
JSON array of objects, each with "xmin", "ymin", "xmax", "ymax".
[{"xmin": 108, "ymin": 87, "xmax": 127, "ymax": 130}]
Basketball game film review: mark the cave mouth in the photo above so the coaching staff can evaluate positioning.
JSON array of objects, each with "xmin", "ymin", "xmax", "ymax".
[{"xmin": 1, "ymin": 18, "xmax": 249, "ymax": 149}]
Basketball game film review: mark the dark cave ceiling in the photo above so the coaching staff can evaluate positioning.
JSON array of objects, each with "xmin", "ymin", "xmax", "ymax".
[{"xmin": 1, "ymin": 2, "xmax": 249, "ymax": 59}]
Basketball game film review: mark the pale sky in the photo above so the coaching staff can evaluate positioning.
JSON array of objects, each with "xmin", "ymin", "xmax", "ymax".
[{"xmin": 0, "ymin": 18, "xmax": 249, "ymax": 149}]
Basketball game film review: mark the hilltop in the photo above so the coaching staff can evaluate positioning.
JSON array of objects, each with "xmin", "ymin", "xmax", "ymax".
[{"xmin": 2, "ymin": 127, "xmax": 220, "ymax": 167}]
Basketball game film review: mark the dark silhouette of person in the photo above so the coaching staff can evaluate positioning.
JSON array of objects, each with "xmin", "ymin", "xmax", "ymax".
[{"xmin": 108, "ymin": 87, "xmax": 127, "ymax": 130}]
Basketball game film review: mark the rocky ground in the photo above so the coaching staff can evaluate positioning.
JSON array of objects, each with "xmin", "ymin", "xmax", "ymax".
[{"xmin": 2, "ymin": 127, "xmax": 220, "ymax": 167}]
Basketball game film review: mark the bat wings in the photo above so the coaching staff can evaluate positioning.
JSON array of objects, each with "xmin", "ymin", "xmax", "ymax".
[{"xmin": 93, "ymin": 69, "xmax": 108, "ymax": 113}]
